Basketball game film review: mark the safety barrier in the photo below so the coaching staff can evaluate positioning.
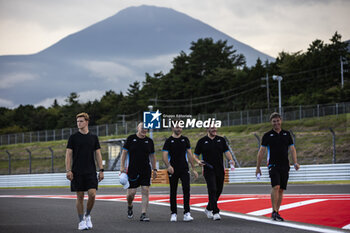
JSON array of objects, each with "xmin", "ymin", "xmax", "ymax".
[
  {"xmin": 228, "ymin": 163, "xmax": 350, "ymax": 183},
  {"xmin": 0, "ymin": 164, "xmax": 349, "ymax": 188},
  {"xmin": 0, "ymin": 169, "xmax": 170, "ymax": 188}
]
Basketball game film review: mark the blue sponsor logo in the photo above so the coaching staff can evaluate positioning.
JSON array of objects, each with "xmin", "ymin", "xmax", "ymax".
[{"xmin": 143, "ymin": 110, "xmax": 162, "ymax": 129}]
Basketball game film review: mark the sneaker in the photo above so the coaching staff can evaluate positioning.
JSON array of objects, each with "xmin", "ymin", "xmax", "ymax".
[
  {"xmin": 213, "ymin": 213, "xmax": 221, "ymax": 221},
  {"xmin": 183, "ymin": 212, "xmax": 193, "ymax": 222},
  {"xmin": 204, "ymin": 209, "xmax": 213, "ymax": 218},
  {"xmin": 271, "ymin": 211, "xmax": 277, "ymax": 221},
  {"xmin": 140, "ymin": 213, "xmax": 150, "ymax": 222},
  {"xmin": 276, "ymin": 212, "xmax": 284, "ymax": 221},
  {"xmin": 84, "ymin": 215, "xmax": 93, "ymax": 229},
  {"xmin": 170, "ymin": 213, "xmax": 177, "ymax": 222},
  {"xmin": 78, "ymin": 220, "xmax": 88, "ymax": 230},
  {"xmin": 128, "ymin": 205, "xmax": 133, "ymax": 219}
]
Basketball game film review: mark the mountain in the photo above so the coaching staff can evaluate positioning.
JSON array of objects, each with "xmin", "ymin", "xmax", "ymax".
[{"xmin": 0, "ymin": 5, "xmax": 274, "ymax": 108}]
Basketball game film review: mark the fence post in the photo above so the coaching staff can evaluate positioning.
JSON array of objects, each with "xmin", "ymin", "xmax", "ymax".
[
  {"xmin": 53, "ymin": 130, "xmax": 55, "ymax": 141},
  {"xmin": 227, "ymin": 112, "xmax": 230, "ymax": 126},
  {"xmin": 299, "ymin": 105, "xmax": 302, "ymax": 120},
  {"xmin": 260, "ymin": 109, "xmax": 263, "ymax": 123},
  {"xmin": 6, "ymin": 150, "xmax": 11, "ymax": 175},
  {"xmin": 106, "ymin": 124, "xmax": 108, "ymax": 136},
  {"xmin": 329, "ymin": 128, "xmax": 336, "ymax": 164},
  {"xmin": 115, "ymin": 123, "xmax": 118, "ymax": 135},
  {"xmin": 125, "ymin": 123, "xmax": 128, "ymax": 135},
  {"xmin": 26, "ymin": 149, "xmax": 32, "ymax": 174},
  {"xmin": 254, "ymin": 133, "xmax": 260, "ymax": 149},
  {"xmin": 8, "ymin": 134, "xmax": 10, "ymax": 145},
  {"xmin": 48, "ymin": 147, "xmax": 54, "ymax": 173},
  {"xmin": 336, "ymin": 103, "xmax": 338, "ymax": 115}
]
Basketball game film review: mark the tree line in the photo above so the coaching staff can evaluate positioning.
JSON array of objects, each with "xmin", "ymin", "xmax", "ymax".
[{"xmin": 1, "ymin": 32, "xmax": 349, "ymax": 134}]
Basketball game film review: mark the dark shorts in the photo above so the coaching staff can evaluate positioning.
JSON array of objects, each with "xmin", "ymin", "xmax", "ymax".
[
  {"xmin": 71, "ymin": 173, "xmax": 98, "ymax": 192},
  {"xmin": 128, "ymin": 172, "xmax": 151, "ymax": 189},
  {"xmin": 268, "ymin": 166, "xmax": 289, "ymax": 190}
]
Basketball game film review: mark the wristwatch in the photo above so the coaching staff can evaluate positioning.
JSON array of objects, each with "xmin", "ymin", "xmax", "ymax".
[
  {"xmin": 153, "ymin": 169, "xmax": 158, "ymax": 172},
  {"xmin": 99, "ymin": 169, "xmax": 104, "ymax": 172}
]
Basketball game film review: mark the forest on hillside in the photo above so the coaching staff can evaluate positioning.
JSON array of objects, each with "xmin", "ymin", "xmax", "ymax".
[{"xmin": 1, "ymin": 32, "xmax": 349, "ymax": 134}]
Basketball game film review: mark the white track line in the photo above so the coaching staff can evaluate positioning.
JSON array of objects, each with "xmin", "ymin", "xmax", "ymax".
[
  {"xmin": 342, "ymin": 223, "xmax": 350, "ymax": 230},
  {"xmin": 192, "ymin": 197, "xmax": 258, "ymax": 207},
  {"xmin": 148, "ymin": 201, "xmax": 347, "ymax": 233},
  {"xmin": 247, "ymin": 199, "xmax": 328, "ymax": 216}
]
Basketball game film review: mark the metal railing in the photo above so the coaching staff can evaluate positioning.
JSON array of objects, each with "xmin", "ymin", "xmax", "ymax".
[
  {"xmin": 1, "ymin": 102, "xmax": 349, "ymax": 146},
  {"xmin": 228, "ymin": 163, "xmax": 350, "ymax": 183},
  {"xmin": 0, "ymin": 164, "xmax": 349, "ymax": 188}
]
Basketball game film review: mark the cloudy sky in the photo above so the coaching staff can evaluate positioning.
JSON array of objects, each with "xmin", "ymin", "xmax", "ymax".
[{"xmin": 0, "ymin": 0, "xmax": 349, "ymax": 58}]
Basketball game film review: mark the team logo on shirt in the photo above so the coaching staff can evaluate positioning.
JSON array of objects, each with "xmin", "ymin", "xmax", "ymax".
[
  {"xmin": 270, "ymin": 134, "xmax": 274, "ymax": 136},
  {"xmin": 133, "ymin": 139, "xmax": 137, "ymax": 142},
  {"xmin": 143, "ymin": 110, "xmax": 162, "ymax": 129},
  {"xmin": 217, "ymin": 139, "xmax": 221, "ymax": 142},
  {"xmin": 205, "ymin": 141, "xmax": 208, "ymax": 144},
  {"xmin": 171, "ymin": 140, "xmax": 174, "ymax": 143},
  {"xmin": 283, "ymin": 133, "xmax": 287, "ymax": 135},
  {"xmin": 145, "ymin": 141, "xmax": 149, "ymax": 143},
  {"xmin": 181, "ymin": 139, "xmax": 185, "ymax": 142}
]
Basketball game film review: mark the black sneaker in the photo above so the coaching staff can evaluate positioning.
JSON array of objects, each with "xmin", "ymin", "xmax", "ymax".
[
  {"xmin": 276, "ymin": 212, "xmax": 284, "ymax": 221},
  {"xmin": 140, "ymin": 213, "xmax": 150, "ymax": 222},
  {"xmin": 271, "ymin": 211, "xmax": 277, "ymax": 221},
  {"xmin": 127, "ymin": 206, "xmax": 133, "ymax": 219}
]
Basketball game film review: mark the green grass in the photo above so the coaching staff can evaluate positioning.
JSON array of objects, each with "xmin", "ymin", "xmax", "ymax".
[{"xmin": 1, "ymin": 113, "xmax": 349, "ymax": 175}]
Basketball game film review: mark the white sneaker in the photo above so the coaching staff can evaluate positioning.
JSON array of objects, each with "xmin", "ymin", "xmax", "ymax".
[
  {"xmin": 213, "ymin": 213, "xmax": 221, "ymax": 221},
  {"xmin": 204, "ymin": 209, "xmax": 213, "ymax": 218},
  {"xmin": 85, "ymin": 215, "xmax": 93, "ymax": 229},
  {"xmin": 170, "ymin": 213, "xmax": 177, "ymax": 222},
  {"xmin": 183, "ymin": 212, "xmax": 193, "ymax": 221},
  {"xmin": 78, "ymin": 220, "xmax": 88, "ymax": 230}
]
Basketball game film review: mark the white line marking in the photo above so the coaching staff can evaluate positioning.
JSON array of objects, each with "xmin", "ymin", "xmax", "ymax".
[
  {"xmin": 148, "ymin": 201, "xmax": 347, "ymax": 233},
  {"xmin": 192, "ymin": 197, "xmax": 258, "ymax": 207},
  {"xmin": 247, "ymin": 199, "xmax": 328, "ymax": 216},
  {"xmin": 342, "ymin": 223, "xmax": 350, "ymax": 229}
]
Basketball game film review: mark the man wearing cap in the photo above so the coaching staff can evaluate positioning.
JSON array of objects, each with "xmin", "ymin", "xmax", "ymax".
[
  {"xmin": 255, "ymin": 112, "xmax": 300, "ymax": 221},
  {"xmin": 162, "ymin": 122, "xmax": 199, "ymax": 222},
  {"xmin": 120, "ymin": 122, "xmax": 157, "ymax": 221},
  {"xmin": 65, "ymin": 112, "xmax": 104, "ymax": 230},
  {"xmin": 194, "ymin": 127, "xmax": 235, "ymax": 221}
]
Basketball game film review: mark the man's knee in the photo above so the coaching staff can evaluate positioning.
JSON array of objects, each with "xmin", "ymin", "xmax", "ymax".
[
  {"xmin": 88, "ymin": 189, "xmax": 96, "ymax": 199},
  {"xmin": 77, "ymin": 192, "xmax": 84, "ymax": 202},
  {"xmin": 272, "ymin": 185, "xmax": 280, "ymax": 191}
]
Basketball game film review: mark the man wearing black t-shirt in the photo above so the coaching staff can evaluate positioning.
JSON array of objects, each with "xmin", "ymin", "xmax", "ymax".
[
  {"xmin": 162, "ymin": 124, "xmax": 199, "ymax": 222},
  {"xmin": 120, "ymin": 122, "xmax": 157, "ymax": 222},
  {"xmin": 256, "ymin": 112, "xmax": 300, "ymax": 221},
  {"xmin": 65, "ymin": 112, "xmax": 104, "ymax": 230},
  {"xmin": 194, "ymin": 127, "xmax": 235, "ymax": 221}
]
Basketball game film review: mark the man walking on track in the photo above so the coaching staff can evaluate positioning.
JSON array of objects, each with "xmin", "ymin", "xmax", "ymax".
[
  {"xmin": 120, "ymin": 122, "xmax": 157, "ymax": 222},
  {"xmin": 194, "ymin": 127, "xmax": 235, "ymax": 221},
  {"xmin": 162, "ymin": 123, "xmax": 199, "ymax": 222},
  {"xmin": 65, "ymin": 112, "xmax": 104, "ymax": 230},
  {"xmin": 256, "ymin": 112, "xmax": 300, "ymax": 221}
]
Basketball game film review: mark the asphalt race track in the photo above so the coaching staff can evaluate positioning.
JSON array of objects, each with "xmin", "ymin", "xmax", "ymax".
[{"xmin": 0, "ymin": 184, "xmax": 349, "ymax": 233}]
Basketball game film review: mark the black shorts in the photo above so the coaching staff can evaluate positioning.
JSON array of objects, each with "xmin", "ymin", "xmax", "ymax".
[
  {"xmin": 268, "ymin": 166, "xmax": 289, "ymax": 190},
  {"xmin": 71, "ymin": 173, "xmax": 98, "ymax": 192},
  {"xmin": 128, "ymin": 172, "xmax": 151, "ymax": 189}
]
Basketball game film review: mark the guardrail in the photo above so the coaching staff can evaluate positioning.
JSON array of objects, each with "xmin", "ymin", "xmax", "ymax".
[
  {"xmin": 0, "ymin": 164, "xmax": 349, "ymax": 188},
  {"xmin": 228, "ymin": 163, "xmax": 350, "ymax": 183},
  {"xmin": 0, "ymin": 171, "xmax": 121, "ymax": 188}
]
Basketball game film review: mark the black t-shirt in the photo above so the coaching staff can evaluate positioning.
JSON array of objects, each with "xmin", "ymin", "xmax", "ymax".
[
  {"xmin": 261, "ymin": 129, "xmax": 294, "ymax": 168},
  {"xmin": 194, "ymin": 135, "xmax": 229, "ymax": 173},
  {"xmin": 67, "ymin": 132, "xmax": 101, "ymax": 175},
  {"xmin": 123, "ymin": 134, "xmax": 155, "ymax": 176},
  {"xmin": 162, "ymin": 135, "xmax": 191, "ymax": 172}
]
